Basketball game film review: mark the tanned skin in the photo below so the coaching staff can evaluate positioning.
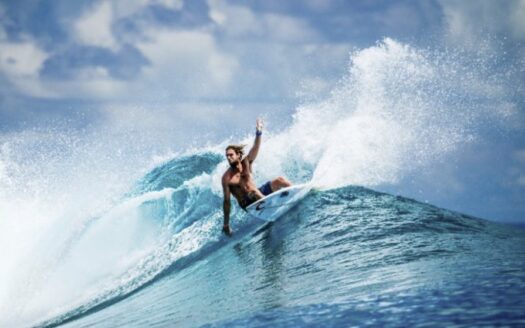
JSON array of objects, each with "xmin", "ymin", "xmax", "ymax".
[{"xmin": 221, "ymin": 119, "xmax": 291, "ymax": 236}]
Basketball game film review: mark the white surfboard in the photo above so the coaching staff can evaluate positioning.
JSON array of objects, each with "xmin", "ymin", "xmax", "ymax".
[{"xmin": 245, "ymin": 183, "xmax": 312, "ymax": 222}]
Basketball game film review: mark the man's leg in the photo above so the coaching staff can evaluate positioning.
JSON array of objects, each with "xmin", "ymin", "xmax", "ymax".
[{"xmin": 270, "ymin": 176, "xmax": 292, "ymax": 193}]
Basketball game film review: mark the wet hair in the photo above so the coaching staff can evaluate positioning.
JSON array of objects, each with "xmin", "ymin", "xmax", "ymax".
[{"xmin": 225, "ymin": 144, "xmax": 246, "ymax": 158}]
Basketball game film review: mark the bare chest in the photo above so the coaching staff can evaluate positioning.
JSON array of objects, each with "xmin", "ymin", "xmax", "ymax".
[{"xmin": 228, "ymin": 172, "xmax": 242, "ymax": 186}]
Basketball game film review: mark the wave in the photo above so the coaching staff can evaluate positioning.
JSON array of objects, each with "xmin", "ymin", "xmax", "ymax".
[
  {"xmin": 0, "ymin": 38, "xmax": 522, "ymax": 327},
  {"xmin": 27, "ymin": 152, "xmax": 520, "ymax": 327}
]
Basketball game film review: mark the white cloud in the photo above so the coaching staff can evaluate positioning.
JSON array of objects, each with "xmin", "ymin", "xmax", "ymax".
[
  {"xmin": 0, "ymin": 32, "xmax": 127, "ymax": 99},
  {"xmin": 439, "ymin": 0, "xmax": 525, "ymax": 44},
  {"xmin": 21, "ymin": 26, "xmax": 238, "ymax": 100},
  {"xmin": 73, "ymin": 1, "xmax": 117, "ymax": 50},
  {"xmin": 203, "ymin": 0, "xmax": 343, "ymax": 101},
  {"xmin": 208, "ymin": 9, "xmax": 226, "ymax": 26},
  {"xmin": 73, "ymin": 0, "xmax": 184, "ymax": 49},
  {"xmin": 1, "ymin": 26, "xmax": 238, "ymax": 101},
  {"xmin": 47, "ymin": 67, "xmax": 128, "ymax": 99},
  {"xmin": 0, "ymin": 39, "xmax": 52, "ymax": 97},
  {"xmin": 207, "ymin": 0, "xmax": 319, "ymax": 43},
  {"xmin": 135, "ymin": 28, "xmax": 238, "ymax": 96},
  {"xmin": 263, "ymin": 13, "xmax": 319, "ymax": 43},
  {"xmin": 113, "ymin": 0, "xmax": 184, "ymax": 20},
  {"xmin": 154, "ymin": 0, "xmax": 184, "ymax": 10},
  {"xmin": 0, "ymin": 42, "xmax": 47, "ymax": 77},
  {"xmin": 510, "ymin": 0, "xmax": 525, "ymax": 40},
  {"xmin": 208, "ymin": 0, "xmax": 260, "ymax": 37},
  {"xmin": 1, "ymin": 0, "xmax": 347, "ymax": 103}
]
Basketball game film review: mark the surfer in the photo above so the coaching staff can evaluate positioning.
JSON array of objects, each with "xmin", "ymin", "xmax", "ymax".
[{"xmin": 221, "ymin": 119, "xmax": 292, "ymax": 236}]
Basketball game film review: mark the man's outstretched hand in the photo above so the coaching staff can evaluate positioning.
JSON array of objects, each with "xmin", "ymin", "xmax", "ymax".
[
  {"xmin": 256, "ymin": 118, "xmax": 264, "ymax": 134},
  {"xmin": 223, "ymin": 224, "xmax": 232, "ymax": 237}
]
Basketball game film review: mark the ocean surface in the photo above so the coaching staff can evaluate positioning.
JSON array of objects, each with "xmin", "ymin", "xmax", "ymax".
[{"xmin": 4, "ymin": 152, "xmax": 521, "ymax": 327}]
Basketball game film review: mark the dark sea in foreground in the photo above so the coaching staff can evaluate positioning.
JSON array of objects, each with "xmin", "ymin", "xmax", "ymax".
[{"xmin": 33, "ymin": 153, "xmax": 525, "ymax": 327}]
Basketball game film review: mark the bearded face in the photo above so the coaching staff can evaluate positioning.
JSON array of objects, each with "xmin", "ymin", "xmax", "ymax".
[{"xmin": 226, "ymin": 149, "xmax": 241, "ymax": 166}]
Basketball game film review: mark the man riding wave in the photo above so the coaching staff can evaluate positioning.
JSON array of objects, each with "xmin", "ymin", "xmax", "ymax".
[{"xmin": 221, "ymin": 119, "xmax": 292, "ymax": 236}]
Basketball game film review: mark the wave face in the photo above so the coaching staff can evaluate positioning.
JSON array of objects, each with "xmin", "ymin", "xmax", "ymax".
[
  {"xmin": 0, "ymin": 38, "xmax": 523, "ymax": 327},
  {"xmin": 7, "ymin": 152, "xmax": 523, "ymax": 328}
]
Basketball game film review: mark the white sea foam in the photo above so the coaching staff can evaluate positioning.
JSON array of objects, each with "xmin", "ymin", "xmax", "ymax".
[{"xmin": 252, "ymin": 39, "xmax": 517, "ymax": 191}]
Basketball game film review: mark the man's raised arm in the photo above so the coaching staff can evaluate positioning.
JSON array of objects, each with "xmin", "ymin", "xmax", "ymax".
[
  {"xmin": 222, "ymin": 177, "xmax": 232, "ymax": 236},
  {"xmin": 247, "ymin": 118, "xmax": 263, "ymax": 163}
]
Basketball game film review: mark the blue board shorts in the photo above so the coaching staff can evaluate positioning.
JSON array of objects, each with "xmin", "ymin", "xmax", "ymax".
[
  {"xmin": 259, "ymin": 181, "xmax": 273, "ymax": 196},
  {"xmin": 242, "ymin": 181, "xmax": 273, "ymax": 209}
]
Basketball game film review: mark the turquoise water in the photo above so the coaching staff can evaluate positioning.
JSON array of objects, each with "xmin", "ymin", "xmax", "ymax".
[{"xmin": 31, "ymin": 152, "xmax": 525, "ymax": 327}]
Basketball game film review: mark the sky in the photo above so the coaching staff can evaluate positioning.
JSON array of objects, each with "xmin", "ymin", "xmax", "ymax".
[{"xmin": 0, "ymin": 0, "xmax": 524, "ymax": 222}]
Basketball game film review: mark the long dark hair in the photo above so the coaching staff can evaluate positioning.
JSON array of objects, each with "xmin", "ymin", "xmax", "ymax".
[{"xmin": 225, "ymin": 144, "xmax": 246, "ymax": 158}]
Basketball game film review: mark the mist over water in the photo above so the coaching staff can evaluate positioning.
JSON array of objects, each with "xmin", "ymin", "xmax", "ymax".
[{"xmin": 0, "ymin": 38, "xmax": 522, "ymax": 326}]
